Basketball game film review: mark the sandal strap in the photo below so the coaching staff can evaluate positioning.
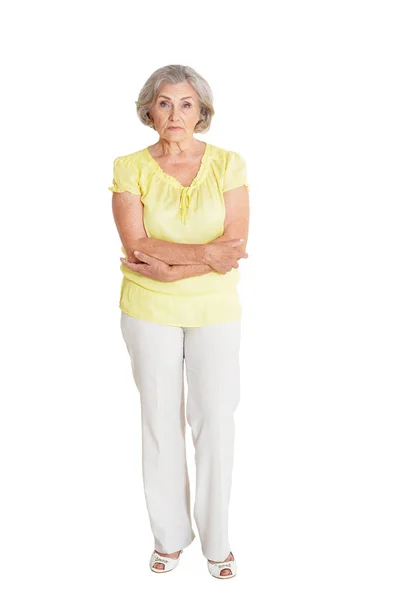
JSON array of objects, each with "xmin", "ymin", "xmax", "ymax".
[
  {"xmin": 150, "ymin": 550, "xmax": 182, "ymax": 571},
  {"xmin": 207, "ymin": 557, "xmax": 237, "ymax": 577}
]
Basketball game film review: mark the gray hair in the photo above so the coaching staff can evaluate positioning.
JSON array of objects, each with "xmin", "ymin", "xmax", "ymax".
[{"xmin": 136, "ymin": 64, "xmax": 215, "ymax": 134}]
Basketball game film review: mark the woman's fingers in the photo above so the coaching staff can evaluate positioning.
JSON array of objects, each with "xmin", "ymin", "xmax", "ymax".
[{"xmin": 120, "ymin": 257, "xmax": 147, "ymax": 273}]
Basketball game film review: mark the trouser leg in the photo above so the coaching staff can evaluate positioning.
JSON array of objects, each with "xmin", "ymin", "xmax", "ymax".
[
  {"xmin": 120, "ymin": 311, "xmax": 196, "ymax": 553},
  {"xmin": 184, "ymin": 319, "xmax": 241, "ymax": 562}
]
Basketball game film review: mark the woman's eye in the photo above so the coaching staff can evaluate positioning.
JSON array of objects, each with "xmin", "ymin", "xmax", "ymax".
[{"xmin": 159, "ymin": 101, "xmax": 191, "ymax": 108}]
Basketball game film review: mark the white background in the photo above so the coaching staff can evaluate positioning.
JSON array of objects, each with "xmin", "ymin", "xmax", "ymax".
[{"xmin": 1, "ymin": 0, "xmax": 398, "ymax": 598}]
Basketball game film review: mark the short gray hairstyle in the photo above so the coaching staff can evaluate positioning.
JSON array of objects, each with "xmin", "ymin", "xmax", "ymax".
[{"xmin": 136, "ymin": 64, "xmax": 215, "ymax": 134}]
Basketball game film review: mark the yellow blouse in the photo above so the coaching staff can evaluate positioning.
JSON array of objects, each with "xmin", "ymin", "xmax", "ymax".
[{"xmin": 108, "ymin": 142, "xmax": 249, "ymax": 327}]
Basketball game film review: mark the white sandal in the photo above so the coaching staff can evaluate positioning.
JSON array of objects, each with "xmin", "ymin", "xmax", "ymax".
[
  {"xmin": 207, "ymin": 553, "xmax": 237, "ymax": 579},
  {"xmin": 149, "ymin": 549, "xmax": 183, "ymax": 573}
]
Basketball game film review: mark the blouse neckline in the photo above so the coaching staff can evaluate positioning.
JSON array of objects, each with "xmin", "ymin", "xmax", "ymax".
[{"xmin": 143, "ymin": 142, "xmax": 210, "ymax": 190}]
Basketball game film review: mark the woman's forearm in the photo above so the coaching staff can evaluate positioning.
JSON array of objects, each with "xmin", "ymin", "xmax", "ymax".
[
  {"xmin": 128, "ymin": 238, "xmax": 206, "ymax": 265},
  {"xmin": 169, "ymin": 263, "xmax": 215, "ymax": 281}
]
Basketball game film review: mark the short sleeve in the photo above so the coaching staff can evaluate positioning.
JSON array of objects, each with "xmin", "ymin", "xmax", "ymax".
[
  {"xmin": 108, "ymin": 155, "xmax": 141, "ymax": 195},
  {"xmin": 223, "ymin": 151, "xmax": 250, "ymax": 193}
]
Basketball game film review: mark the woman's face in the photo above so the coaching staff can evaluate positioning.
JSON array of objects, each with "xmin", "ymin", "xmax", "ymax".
[{"xmin": 149, "ymin": 81, "xmax": 201, "ymax": 141}]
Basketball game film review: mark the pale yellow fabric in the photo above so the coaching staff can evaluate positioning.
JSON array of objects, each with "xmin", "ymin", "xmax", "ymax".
[{"xmin": 108, "ymin": 142, "xmax": 249, "ymax": 327}]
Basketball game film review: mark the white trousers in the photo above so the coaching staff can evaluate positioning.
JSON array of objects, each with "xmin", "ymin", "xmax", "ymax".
[{"xmin": 120, "ymin": 310, "xmax": 241, "ymax": 562}]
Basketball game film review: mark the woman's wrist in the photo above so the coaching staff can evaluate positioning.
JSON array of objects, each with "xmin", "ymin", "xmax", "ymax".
[{"xmin": 169, "ymin": 263, "xmax": 214, "ymax": 282}]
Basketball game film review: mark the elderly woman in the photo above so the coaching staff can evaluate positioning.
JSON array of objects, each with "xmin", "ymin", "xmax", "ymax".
[{"xmin": 109, "ymin": 64, "xmax": 250, "ymax": 579}]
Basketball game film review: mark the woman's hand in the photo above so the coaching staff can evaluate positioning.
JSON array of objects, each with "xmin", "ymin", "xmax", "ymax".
[
  {"xmin": 204, "ymin": 239, "xmax": 248, "ymax": 274},
  {"xmin": 120, "ymin": 251, "xmax": 174, "ymax": 282}
]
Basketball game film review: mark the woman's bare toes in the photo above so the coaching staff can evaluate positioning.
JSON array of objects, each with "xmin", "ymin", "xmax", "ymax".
[{"xmin": 209, "ymin": 552, "xmax": 234, "ymax": 576}]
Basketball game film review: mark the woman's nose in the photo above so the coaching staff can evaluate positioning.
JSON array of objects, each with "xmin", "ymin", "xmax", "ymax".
[{"xmin": 170, "ymin": 107, "xmax": 180, "ymax": 118}]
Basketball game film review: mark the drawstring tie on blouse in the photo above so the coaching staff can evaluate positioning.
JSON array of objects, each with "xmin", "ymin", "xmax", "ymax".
[{"xmin": 179, "ymin": 187, "xmax": 191, "ymax": 225}]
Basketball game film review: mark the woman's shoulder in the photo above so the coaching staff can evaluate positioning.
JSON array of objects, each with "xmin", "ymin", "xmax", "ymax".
[
  {"xmin": 208, "ymin": 143, "xmax": 244, "ymax": 162},
  {"xmin": 208, "ymin": 144, "xmax": 248, "ymax": 192},
  {"xmin": 208, "ymin": 145, "xmax": 247, "ymax": 176},
  {"xmin": 112, "ymin": 148, "xmax": 147, "ymax": 168}
]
